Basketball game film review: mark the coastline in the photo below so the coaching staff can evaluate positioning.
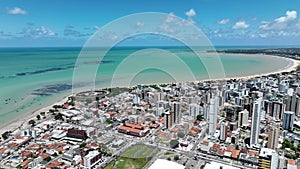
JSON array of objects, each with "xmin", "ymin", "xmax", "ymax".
[
  {"xmin": 207, "ymin": 54, "xmax": 300, "ymax": 81},
  {"xmin": 0, "ymin": 96, "xmax": 69, "ymax": 134},
  {"xmin": 0, "ymin": 53, "xmax": 299, "ymax": 134}
]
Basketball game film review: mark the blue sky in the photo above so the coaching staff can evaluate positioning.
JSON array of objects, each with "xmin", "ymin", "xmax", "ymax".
[{"xmin": 0, "ymin": 0, "xmax": 300, "ymax": 47}]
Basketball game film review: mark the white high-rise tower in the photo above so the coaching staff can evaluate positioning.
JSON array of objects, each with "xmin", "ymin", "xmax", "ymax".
[
  {"xmin": 208, "ymin": 97, "xmax": 219, "ymax": 135},
  {"xmin": 250, "ymin": 97, "xmax": 262, "ymax": 146}
]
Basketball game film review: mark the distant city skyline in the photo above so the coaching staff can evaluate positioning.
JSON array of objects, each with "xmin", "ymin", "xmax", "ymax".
[{"xmin": 1, "ymin": 0, "xmax": 300, "ymax": 47}]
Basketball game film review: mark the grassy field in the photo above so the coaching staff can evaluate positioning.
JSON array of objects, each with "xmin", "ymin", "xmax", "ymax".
[
  {"xmin": 122, "ymin": 144, "xmax": 156, "ymax": 158},
  {"xmin": 164, "ymin": 151, "xmax": 174, "ymax": 155},
  {"xmin": 104, "ymin": 144, "xmax": 159, "ymax": 169},
  {"xmin": 104, "ymin": 157, "xmax": 147, "ymax": 169}
]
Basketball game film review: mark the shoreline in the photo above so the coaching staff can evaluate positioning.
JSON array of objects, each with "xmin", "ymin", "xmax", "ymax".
[
  {"xmin": 0, "ymin": 54, "xmax": 299, "ymax": 134},
  {"xmin": 207, "ymin": 54, "xmax": 300, "ymax": 82},
  {"xmin": 0, "ymin": 96, "xmax": 69, "ymax": 134}
]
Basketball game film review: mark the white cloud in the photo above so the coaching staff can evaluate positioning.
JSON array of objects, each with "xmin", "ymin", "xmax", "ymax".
[
  {"xmin": 159, "ymin": 12, "xmax": 178, "ymax": 34},
  {"xmin": 275, "ymin": 10, "xmax": 297, "ymax": 23},
  {"xmin": 7, "ymin": 7, "xmax": 27, "ymax": 15},
  {"xmin": 259, "ymin": 10, "xmax": 297, "ymax": 30},
  {"xmin": 136, "ymin": 21, "xmax": 144, "ymax": 27},
  {"xmin": 35, "ymin": 26, "xmax": 56, "ymax": 36},
  {"xmin": 166, "ymin": 12, "xmax": 176, "ymax": 23},
  {"xmin": 185, "ymin": 9, "xmax": 196, "ymax": 17},
  {"xmin": 21, "ymin": 26, "xmax": 57, "ymax": 37},
  {"xmin": 259, "ymin": 33, "xmax": 268, "ymax": 38},
  {"xmin": 232, "ymin": 21, "xmax": 249, "ymax": 29},
  {"xmin": 218, "ymin": 19, "xmax": 230, "ymax": 25},
  {"xmin": 93, "ymin": 25, "xmax": 101, "ymax": 30}
]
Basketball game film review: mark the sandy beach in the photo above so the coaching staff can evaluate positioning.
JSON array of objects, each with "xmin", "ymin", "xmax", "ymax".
[
  {"xmin": 209, "ymin": 54, "xmax": 300, "ymax": 81},
  {"xmin": 0, "ymin": 96, "xmax": 69, "ymax": 134},
  {"xmin": 0, "ymin": 54, "xmax": 299, "ymax": 134}
]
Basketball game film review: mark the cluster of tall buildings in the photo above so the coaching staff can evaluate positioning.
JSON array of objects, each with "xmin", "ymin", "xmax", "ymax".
[{"xmin": 164, "ymin": 102, "xmax": 182, "ymax": 129}]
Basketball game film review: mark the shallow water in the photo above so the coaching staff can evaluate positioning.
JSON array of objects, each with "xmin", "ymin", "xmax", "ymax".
[{"xmin": 0, "ymin": 47, "xmax": 292, "ymax": 128}]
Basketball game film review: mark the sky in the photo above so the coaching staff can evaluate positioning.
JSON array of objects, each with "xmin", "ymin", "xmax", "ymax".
[{"xmin": 0, "ymin": 0, "xmax": 300, "ymax": 47}]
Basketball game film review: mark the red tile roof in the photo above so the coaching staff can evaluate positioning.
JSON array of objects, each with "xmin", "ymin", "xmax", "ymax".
[
  {"xmin": 156, "ymin": 131, "xmax": 170, "ymax": 138},
  {"xmin": 248, "ymin": 150, "xmax": 259, "ymax": 156},
  {"xmin": 119, "ymin": 125, "xmax": 142, "ymax": 134},
  {"xmin": 124, "ymin": 122, "xmax": 145, "ymax": 130},
  {"xmin": 232, "ymin": 150, "xmax": 240, "ymax": 159},
  {"xmin": 0, "ymin": 148, "xmax": 7, "ymax": 153},
  {"xmin": 287, "ymin": 159, "xmax": 296, "ymax": 165},
  {"xmin": 201, "ymin": 142, "xmax": 209, "ymax": 146},
  {"xmin": 21, "ymin": 159, "xmax": 32, "ymax": 168},
  {"xmin": 39, "ymin": 153, "xmax": 51, "ymax": 159},
  {"xmin": 42, "ymin": 134, "xmax": 51, "ymax": 140},
  {"xmin": 46, "ymin": 161, "xmax": 62, "ymax": 168}
]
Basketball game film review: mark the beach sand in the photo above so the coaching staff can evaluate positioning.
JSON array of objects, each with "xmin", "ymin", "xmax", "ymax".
[
  {"xmin": 209, "ymin": 54, "xmax": 300, "ymax": 81},
  {"xmin": 0, "ymin": 97, "xmax": 69, "ymax": 134}
]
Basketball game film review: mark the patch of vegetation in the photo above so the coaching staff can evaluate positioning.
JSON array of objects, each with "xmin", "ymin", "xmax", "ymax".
[
  {"xmin": 164, "ymin": 151, "xmax": 174, "ymax": 155},
  {"xmin": 44, "ymin": 156, "xmax": 51, "ymax": 162},
  {"xmin": 54, "ymin": 113, "xmax": 64, "ymax": 121},
  {"xmin": 36, "ymin": 114, "xmax": 41, "ymax": 120},
  {"xmin": 2, "ymin": 131, "xmax": 11, "ymax": 140},
  {"xmin": 170, "ymin": 140, "xmax": 179, "ymax": 148},
  {"xmin": 285, "ymin": 153, "xmax": 297, "ymax": 160},
  {"xmin": 177, "ymin": 132, "xmax": 185, "ymax": 138},
  {"xmin": 150, "ymin": 85, "xmax": 161, "ymax": 91},
  {"xmin": 281, "ymin": 140, "xmax": 297, "ymax": 151},
  {"xmin": 105, "ymin": 119, "xmax": 113, "ymax": 124},
  {"xmin": 196, "ymin": 114, "xmax": 204, "ymax": 121},
  {"xmin": 52, "ymin": 152, "xmax": 58, "ymax": 157},
  {"xmin": 104, "ymin": 157, "xmax": 147, "ymax": 169},
  {"xmin": 80, "ymin": 142, "xmax": 87, "ymax": 148},
  {"xmin": 53, "ymin": 105, "xmax": 63, "ymax": 109},
  {"xmin": 296, "ymin": 65, "xmax": 300, "ymax": 71},
  {"xmin": 28, "ymin": 119, "xmax": 36, "ymax": 126},
  {"xmin": 107, "ymin": 88, "xmax": 129, "ymax": 97},
  {"xmin": 122, "ymin": 145, "xmax": 156, "ymax": 158},
  {"xmin": 174, "ymin": 155, "xmax": 179, "ymax": 161}
]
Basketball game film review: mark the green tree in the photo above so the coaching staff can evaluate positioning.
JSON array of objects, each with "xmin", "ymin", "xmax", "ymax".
[
  {"xmin": 170, "ymin": 140, "xmax": 179, "ymax": 148},
  {"xmin": 285, "ymin": 153, "xmax": 297, "ymax": 160},
  {"xmin": 49, "ymin": 109, "xmax": 55, "ymax": 113},
  {"xmin": 105, "ymin": 119, "xmax": 113, "ymax": 124},
  {"xmin": 52, "ymin": 152, "xmax": 58, "ymax": 157},
  {"xmin": 54, "ymin": 113, "xmax": 63, "ymax": 120},
  {"xmin": 28, "ymin": 119, "xmax": 36, "ymax": 126},
  {"xmin": 221, "ymin": 111, "xmax": 226, "ymax": 117},
  {"xmin": 80, "ymin": 142, "xmax": 87, "ymax": 148},
  {"xmin": 2, "ymin": 131, "xmax": 10, "ymax": 140},
  {"xmin": 282, "ymin": 140, "xmax": 295, "ymax": 150},
  {"xmin": 44, "ymin": 156, "xmax": 51, "ymax": 162},
  {"xmin": 36, "ymin": 115, "xmax": 41, "ymax": 120},
  {"xmin": 196, "ymin": 114, "xmax": 204, "ymax": 121},
  {"xmin": 174, "ymin": 155, "xmax": 179, "ymax": 161},
  {"xmin": 177, "ymin": 132, "xmax": 185, "ymax": 138},
  {"xmin": 53, "ymin": 105, "xmax": 62, "ymax": 109}
]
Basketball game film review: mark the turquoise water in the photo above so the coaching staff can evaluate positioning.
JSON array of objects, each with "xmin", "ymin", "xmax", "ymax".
[{"xmin": 0, "ymin": 47, "xmax": 292, "ymax": 128}]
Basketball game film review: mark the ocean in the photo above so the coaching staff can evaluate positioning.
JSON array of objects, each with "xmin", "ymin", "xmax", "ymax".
[{"xmin": 0, "ymin": 46, "xmax": 292, "ymax": 129}]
